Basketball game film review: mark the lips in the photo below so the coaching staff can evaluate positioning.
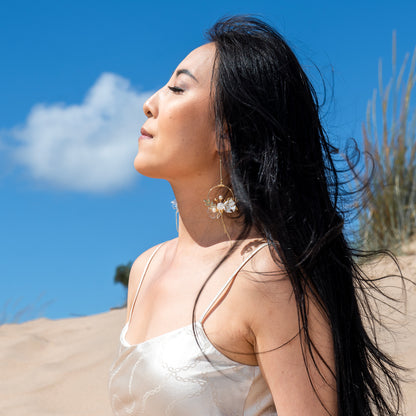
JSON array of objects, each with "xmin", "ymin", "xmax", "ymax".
[{"xmin": 140, "ymin": 127, "xmax": 154, "ymax": 139}]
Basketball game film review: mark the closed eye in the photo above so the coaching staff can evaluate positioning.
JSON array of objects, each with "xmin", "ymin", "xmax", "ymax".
[{"xmin": 168, "ymin": 86, "xmax": 184, "ymax": 94}]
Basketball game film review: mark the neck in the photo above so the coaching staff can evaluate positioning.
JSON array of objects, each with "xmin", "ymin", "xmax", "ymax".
[{"xmin": 169, "ymin": 176, "xmax": 249, "ymax": 249}]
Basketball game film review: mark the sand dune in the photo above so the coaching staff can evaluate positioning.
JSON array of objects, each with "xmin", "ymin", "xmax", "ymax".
[
  {"xmin": 0, "ymin": 308, "xmax": 125, "ymax": 416},
  {"xmin": 0, "ymin": 252, "xmax": 415, "ymax": 416}
]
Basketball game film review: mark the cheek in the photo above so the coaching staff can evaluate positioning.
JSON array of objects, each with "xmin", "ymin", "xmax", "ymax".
[
  {"xmin": 165, "ymin": 101, "xmax": 216, "ymax": 148},
  {"xmin": 135, "ymin": 98, "xmax": 217, "ymax": 179}
]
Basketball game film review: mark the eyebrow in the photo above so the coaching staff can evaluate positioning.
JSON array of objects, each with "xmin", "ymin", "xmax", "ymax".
[{"xmin": 175, "ymin": 68, "xmax": 199, "ymax": 83}]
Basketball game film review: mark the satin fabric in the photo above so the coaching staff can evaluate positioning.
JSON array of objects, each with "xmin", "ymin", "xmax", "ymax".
[
  {"xmin": 109, "ymin": 321, "xmax": 276, "ymax": 416},
  {"xmin": 109, "ymin": 242, "xmax": 277, "ymax": 415}
]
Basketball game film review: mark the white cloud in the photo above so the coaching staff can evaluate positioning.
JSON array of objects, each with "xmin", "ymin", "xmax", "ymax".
[{"xmin": 10, "ymin": 73, "xmax": 153, "ymax": 192}]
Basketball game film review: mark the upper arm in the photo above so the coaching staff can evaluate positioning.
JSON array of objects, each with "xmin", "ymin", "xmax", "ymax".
[{"xmin": 243, "ymin": 250, "xmax": 337, "ymax": 415}]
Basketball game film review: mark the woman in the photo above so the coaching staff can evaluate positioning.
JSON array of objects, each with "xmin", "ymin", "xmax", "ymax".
[{"xmin": 109, "ymin": 16, "xmax": 403, "ymax": 415}]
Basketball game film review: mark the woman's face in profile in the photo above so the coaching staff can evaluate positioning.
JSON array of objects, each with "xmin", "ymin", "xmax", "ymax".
[{"xmin": 134, "ymin": 42, "xmax": 218, "ymax": 181}]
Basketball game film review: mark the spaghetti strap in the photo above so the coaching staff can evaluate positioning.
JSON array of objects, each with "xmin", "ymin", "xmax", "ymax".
[
  {"xmin": 126, "ymin": 243, "xmax": 165, "ymax": 325},
  {"xmin": 199, "ymin": 242, "xmax": 269, "ymax": 324}
]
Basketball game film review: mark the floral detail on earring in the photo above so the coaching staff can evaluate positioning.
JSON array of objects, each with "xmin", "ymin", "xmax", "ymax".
[
  {"xmin": 204, "ymin": 194, "xmax": 237, "ymax": 218},
  {"xmin": 203, "ymin": 157, "xmax": 237, "ymax": 240},
  {"xmin": 203, "ymin": 160, "xmax": 238, "ymax": 219}
]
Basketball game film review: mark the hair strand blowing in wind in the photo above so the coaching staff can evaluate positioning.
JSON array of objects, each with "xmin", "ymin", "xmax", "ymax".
[{"xmin": 192, "ymin": 15, "xmax": 406, "ymax": 416}]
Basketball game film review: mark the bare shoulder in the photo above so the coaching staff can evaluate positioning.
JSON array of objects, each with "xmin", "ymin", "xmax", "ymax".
[
  {"xmin": 239, "ymin": 241, "xmax": 331, "ymax": 348},
  {"xmin": 237, "ymin": 241, "xmax": 336, "ymax": 414},
  {"xmin": 126, "ymin": 238, "xmax": 177, "ymax": 319},
  {"xmin": 239, "ymin": 241, "xmax": 293, "ymax": 303},
  {"xmin": 237, "ymin": 242, "xmax": 295, "ymax": 341}
]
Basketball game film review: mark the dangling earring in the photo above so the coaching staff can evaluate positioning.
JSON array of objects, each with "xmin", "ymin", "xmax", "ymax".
[
  {"xmin": 171, "ymin": 199, "xmax": 179, "ymax": 233},
  {"xmin": 203, "ymin": 158, "xmax": 238, "ymax": 240}
]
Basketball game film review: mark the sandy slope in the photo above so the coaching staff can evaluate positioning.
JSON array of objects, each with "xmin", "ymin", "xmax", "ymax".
[
  {"xmin": 0, "ymin": 253, "xmax": 415, "ymax": 416},
  {"xmin": 0, "ymin": 308, "xmax": 125, "ymax": 416},
  {"xmin": 365, "ymin": 250, "xmax": 416, "ymax": 414}
]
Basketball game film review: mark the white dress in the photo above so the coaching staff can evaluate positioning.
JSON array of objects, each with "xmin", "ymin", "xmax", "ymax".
[{"xmin": 109, "ymin": 242, "xmax": 277, "ymax": 416}]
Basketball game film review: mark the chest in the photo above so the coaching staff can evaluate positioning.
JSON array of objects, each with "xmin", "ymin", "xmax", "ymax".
[
  {"xmin": 126, "ymin": 261, "xmax": 257, "ymax": 365},
  {"xmin": 130, "ymin": 265, "xmax": 212, "ymax": 328}
]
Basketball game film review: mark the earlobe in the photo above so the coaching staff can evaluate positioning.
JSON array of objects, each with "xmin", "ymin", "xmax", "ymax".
[
  {"xmin": 214, "ymin": 138, "xmax": 231, "ymax": 154},
  {"xmin": 213, "ymin": 127, "xmax": 231, "ymax": 153}
]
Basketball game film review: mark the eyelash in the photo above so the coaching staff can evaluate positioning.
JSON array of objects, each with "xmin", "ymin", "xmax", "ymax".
[{"xmin": 168, "ymin": 86, "xmax": 184, "ymax": 94}]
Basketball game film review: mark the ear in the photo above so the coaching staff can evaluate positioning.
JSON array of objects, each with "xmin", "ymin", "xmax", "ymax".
[{"xmin": 214, "ymin": 127, "xmax": 231, "ymax": 153}]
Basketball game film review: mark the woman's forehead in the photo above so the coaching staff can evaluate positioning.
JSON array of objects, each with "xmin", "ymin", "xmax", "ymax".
[{"xmin": 173, "ymin": 43, "xmax": 216, "ymax": 84}]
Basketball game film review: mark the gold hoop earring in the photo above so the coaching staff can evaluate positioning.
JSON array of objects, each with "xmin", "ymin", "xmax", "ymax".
[{"xmin": 203, "ymin": 158, "xmax": 238, "ymax": 239}]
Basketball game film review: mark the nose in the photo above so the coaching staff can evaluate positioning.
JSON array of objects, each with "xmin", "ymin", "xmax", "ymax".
[{"xmin": 143, "ymin": 90, "xmax": 159, "ymax": 118}]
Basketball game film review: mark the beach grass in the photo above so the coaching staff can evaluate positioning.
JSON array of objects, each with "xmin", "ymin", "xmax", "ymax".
[{"xmin": 358, "ymin": 32, "xmax": 416, "ymax": 252}]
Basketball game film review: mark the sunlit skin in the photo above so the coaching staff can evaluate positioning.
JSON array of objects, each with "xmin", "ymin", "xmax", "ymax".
[
  {"xmin": 134, "ymin": 44, "xmax": 217, "ymax": 184},
  {"xmin": 128, "ymin": 43, "xmax": 337, "ymax": 415}
]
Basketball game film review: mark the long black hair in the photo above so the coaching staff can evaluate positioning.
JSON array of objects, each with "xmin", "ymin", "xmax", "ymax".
[{"xmin": 192, "ymin": 15, "xmax": 405, "ymax": 416}]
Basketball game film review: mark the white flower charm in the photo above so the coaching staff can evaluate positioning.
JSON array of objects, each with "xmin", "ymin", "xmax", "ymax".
[
  {"xmin": 216, "ymin": 202, "xmax": 225, "ymax": 212},
  {"xmin": 224, "ymin": 198, "xmax": 237, "ymax": 213},
  {"xmin": 202, "ymin": 159, "xmax": 237, "ymax": 239},
  {"xmin": 204, "ymin": 191, "xmax": 238, "ymax": 219}
]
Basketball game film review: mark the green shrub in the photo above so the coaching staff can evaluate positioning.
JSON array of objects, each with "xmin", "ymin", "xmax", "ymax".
[{"xmin": 114, "ymin": 261, "xmax": 132, "ymax": 288}]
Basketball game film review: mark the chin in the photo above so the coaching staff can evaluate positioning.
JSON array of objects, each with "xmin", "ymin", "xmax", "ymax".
[
  {"xmin": 133, "ymin": 154, "xmax": 143, "ymax": 174},
  {"xmin": 134, "ymin": 156, "xmax": 151, "ymax": 177},
  {"xmin": 134, "ymin": 155, "xmax": 165, "ymax": 179}
]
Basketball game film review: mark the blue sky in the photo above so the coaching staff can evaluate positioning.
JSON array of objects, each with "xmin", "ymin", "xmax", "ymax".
[{"xmin": 1, "ymin": 0, "xmax": 415, "ymax": 322}]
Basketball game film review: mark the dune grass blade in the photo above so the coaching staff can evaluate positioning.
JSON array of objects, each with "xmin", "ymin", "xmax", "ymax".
[
  {"xmin": 0, "ymin": 295, "xmax": 53, "ymax": 325},
  {"xmin": 359, "ymin": 33, "xmax": 416, "ymax": 251}
]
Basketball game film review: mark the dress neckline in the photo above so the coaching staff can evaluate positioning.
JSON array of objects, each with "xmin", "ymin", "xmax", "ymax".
[
  {"xmin": 120, "ymin": 320, "xmax": 259, "ymax": 368},
  {"xmin": 121, "ymin": 320, "xmax": 194, "ymax": 349}
]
